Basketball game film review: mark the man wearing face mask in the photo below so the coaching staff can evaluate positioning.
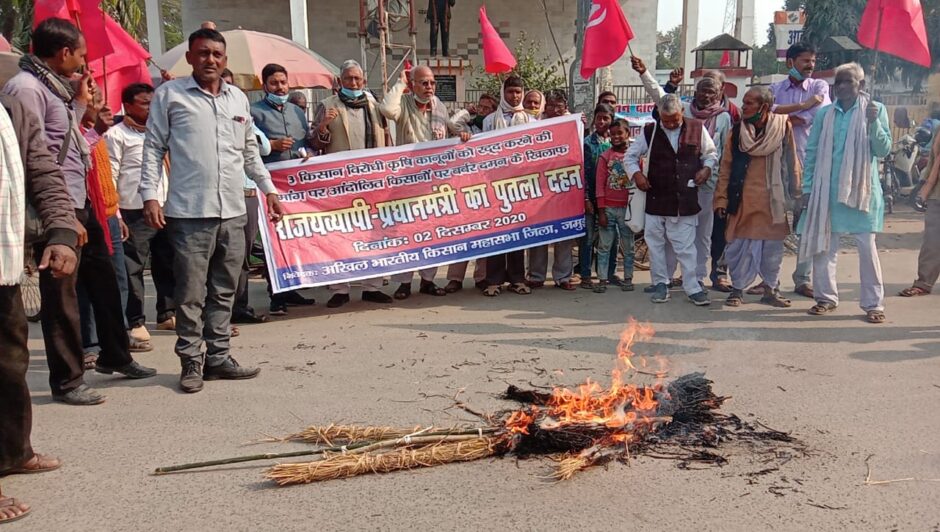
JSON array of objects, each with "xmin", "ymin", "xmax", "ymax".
[
  {"xmin": 379, "ymin": 64, "xmax": 470, "ymax": 300},
  {"xmin": 770, "ymin": 43, "xmax": 830, "ymax": 300},
  {"xmin": 714, "ymin": 87, "xmax": 802, "ymax": 308},
  {"xmin": 312, "ymin": 59, "xmax": 393, "ymax": 309},
  {"xmin": 626, "ymin": 94, "xmax": 718, "ymax": 306}
]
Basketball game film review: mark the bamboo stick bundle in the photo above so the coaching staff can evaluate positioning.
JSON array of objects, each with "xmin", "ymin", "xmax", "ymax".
[{"xmin": 265, "ymin": 436, "xmax": 501, "ymax": 485}]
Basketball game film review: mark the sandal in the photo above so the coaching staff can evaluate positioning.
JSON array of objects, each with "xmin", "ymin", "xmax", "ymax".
[
  {"xmin": 419, "ymin": 281, "xmax": 446, "ymax": 296},
  {"xmin": 393, "ymin": 283, "xmax": 412, "ymax": 300},
  {"xmin": 899, "ymin": 286, "xmax": 929, "ymax": 297},
  {"xmin": 725, "ymin": 290, "xmax": 743, "ymax": 307},
  {"xmin": 579, "ymin": 279, "xmax": 593, "ymax": 289},
  {"xmin": 556, "ymin": 281, "xmax": 577, "ymax": 291},
  {"xmin": 866, "ymin": 310, "xmax": 886, "ymax": 324},
  {"xmin": 444, "ymin": 280, "xmax": 463, "ymax": 293},
  {"xmin": 83, "ymin": 352, "xmax": 98, "ymax": 371},
  {"xmin": 483, "ymin": 285, "xmax": 501, "ymax": 297},
  {"xmin": 760, "ymin": 290, "xmax": 792, "ymax": 308},
  {"xmin": 808, "ymin": 302, "xmax": 837, "ymax": 315},
  {"xmin": 5, "ymin": 453, "xmax": 61, "ymax": 476},
  {"xmin": 711, "ymin": 278, "xmax": 733, "ymax": 293},
  {"xmin": 593, "ymin": 281, "xmax": 608, "ymax": 294},
  {"xmin": 0, "ymin": 494, "xmax": 30, "ymax": 524},
  {"xmin": 746, "ymin": 283, "xmax": 769, "ymax": 295},
  {"xmin": 128, "ymin": 338, "xmax": 153, "ymax": 353},
  {"xmin": 231, "ymin": 326, "xmax": 240, "ymax": 338},
  {"xmin": 526, "ymin": 280, "xmax": 545, "ymax": 289},
  {"xmin": 508, "ymin": 283, "xmax": 531, "ymax": 295}
]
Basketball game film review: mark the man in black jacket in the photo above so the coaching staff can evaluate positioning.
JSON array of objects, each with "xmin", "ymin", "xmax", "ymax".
[{"xmin": 625, "ymin": 94, "xmax": 719, "ymax": 306}]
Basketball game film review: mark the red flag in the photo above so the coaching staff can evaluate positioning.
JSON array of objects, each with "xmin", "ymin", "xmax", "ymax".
[
  {"xmin": 857, "ymin": 0, "xmax": 932, "ymax": 68},
  {"xmin": 719, "ymin": 50, "xmax": 731, "ymax": 68},
  {"xmin": 479, "ymin": 6, "xmax": 516, "ymax": 74},
  {"xmin": 580, "ymin": 0, "xmax": 634, "ymax": 79},
  {"xmin": 34, "ymin": 0, "xmax": 114, "ymax": 61},
  {"xmin": 88, "ymin": 14, "xmax": 151, "ymax": 112}
]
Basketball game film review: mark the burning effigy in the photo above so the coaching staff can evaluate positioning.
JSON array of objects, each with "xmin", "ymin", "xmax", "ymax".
[{"xmin": 154, "ymin": 320, "xmax": 804, "ymax": 484}]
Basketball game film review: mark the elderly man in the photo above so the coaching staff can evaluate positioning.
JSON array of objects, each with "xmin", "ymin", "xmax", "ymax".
[
  {"xmin": 288, "ymin": 91, "xmax": 308, "ymax": 113},
  {"xmin": 770, "ymin": 42, "xmax": 831, "ymax": 299},
  {"xmin": 799, "ymin": 63, "xmax": 891, "ymax": 324},
  {"xmin": 312, "ymin": 59, "xmax": 392, "ymax": 308},
  {"xmin": 626, "ymin": 94, "xmax": 718, "ymax": 306},
  {"xmin": 250, "ymin": 63, "xmax": 316, "ymax": 315},
  {"xmin": 379, "ymin": 64, "xmax": 469, "ymax": 300},
  {"xmin": 632, "ymin": 56, "xmax": 732, "ymax": 293},
  {"xmin": 3, "ymin": 18, "xmax": 156, "ymax": 405},
  {"xmin": 714, "ymin": 87, "xmax": 802, "ymax": 308},
  {"xmin": 141, "ymin": 28, "xmax": 285, "ymax": 393}
]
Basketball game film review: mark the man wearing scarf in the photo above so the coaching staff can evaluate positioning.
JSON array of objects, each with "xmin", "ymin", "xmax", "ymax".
[
  {"xmin": 714, "ymin": 87, "xmax": 802, "ymax": 308},
  {"xmin": 379, "ymin": 64, "xmax": 469, "ymax": 300},
  {"xmin": 632, "ymin": 57, "xmax": 732, "ymax": 293},
  {"xmin": 482, "ymin": 76, "xmax": 533, "ymax": 297},
  {"xmin": 2, "ymin": 18, "xmax": 156, "ymax": 406},
  {"xmin": 313, "ymin": 59, "xmax": 392, "ymax": 309},
  {"xmin": 798, "ymin": 63, "xmax": 891, "ymax": 324},
  {"xmin": 105, "ymin": 83, "xmax": 177, "ymax": 340}
]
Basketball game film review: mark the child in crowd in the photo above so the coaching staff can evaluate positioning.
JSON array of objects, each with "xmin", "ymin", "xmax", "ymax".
[
  {"xmin": 594, "ymin": 119, "xmax": 636, "ymax": 293},
  {"xmin": 580, "ymin": 103, "xmax": 618, "ymax": 289}
]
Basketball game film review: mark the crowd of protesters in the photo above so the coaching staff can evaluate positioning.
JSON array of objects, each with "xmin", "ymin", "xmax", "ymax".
[{"xmin": 0, "ymin": 16, "xmax": 937, "ymax": 522}]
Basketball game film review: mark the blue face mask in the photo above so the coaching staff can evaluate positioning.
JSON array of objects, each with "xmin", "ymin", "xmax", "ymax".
[
  {"xmin": 340, "ymin": 87, "xmax": 365, "ymax": 99},
  {"xmin": 788, "ymin": 67, "xmax": 805, "ymax": 82},
  {"xmin": 266, "ymin": 92, "xmax": 289, "ymax": 106}
]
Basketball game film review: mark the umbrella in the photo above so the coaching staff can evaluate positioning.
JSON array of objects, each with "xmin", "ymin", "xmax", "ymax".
[{"xmin": 152, "ymin": 30, "xmax": 339, "ymax": 90}]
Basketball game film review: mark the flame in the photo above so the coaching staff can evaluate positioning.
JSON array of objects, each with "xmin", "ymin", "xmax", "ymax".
[{"xmin": 505, "ymin": 320, "xmax": 670, "ymax": 440}]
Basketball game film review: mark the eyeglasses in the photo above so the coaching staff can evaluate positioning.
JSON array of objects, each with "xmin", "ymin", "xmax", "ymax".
[{"xmin": 418, "ymin": 80, "xmax": 436, "ymax": 87}]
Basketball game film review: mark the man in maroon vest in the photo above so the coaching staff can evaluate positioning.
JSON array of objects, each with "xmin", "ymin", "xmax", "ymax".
[{"xmin": 626, "ymin": 94, "xmax": 719, "ymax": 306}]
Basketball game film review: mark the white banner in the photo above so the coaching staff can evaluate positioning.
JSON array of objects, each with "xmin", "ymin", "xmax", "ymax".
[{"xmin": 774, "ymin": 11, "xmax": 806, "ymax": 62}]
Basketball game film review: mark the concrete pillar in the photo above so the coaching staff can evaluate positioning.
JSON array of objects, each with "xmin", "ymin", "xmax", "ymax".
[
  {"xmin": 290, "ymin": 0, "xmax": 309, "ymax": 47},
  {"xmin": 680, "ymin": 0, "xmax": 700, "ymax": 83},
  {"xmin": 734, "ymin": 0, "xmax": 756, "ymax": 47},
  {"xmin": 145, "ymin": 0, "xmax": 165, "ymax": 56}
]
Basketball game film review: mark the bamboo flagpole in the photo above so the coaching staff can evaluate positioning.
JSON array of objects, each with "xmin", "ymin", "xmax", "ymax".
[
  {"xmin": 99, "ymin": 0, "xmax": 108, "ymax": 103},
  {"xmin": 869, "ymin": 1, "xmax": 884, "ymax": 96}
]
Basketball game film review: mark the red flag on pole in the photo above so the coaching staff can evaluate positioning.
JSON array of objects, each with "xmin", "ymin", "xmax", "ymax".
[
  {"xmin": 580, "ymin": 0, "xmax": 634, "ymax": 80},
  {"xmin": 719, "ymin": 50, "xmax": 732, "ymax": 68},
  {"xmin": 479, "ymin": 6, "xmax": 516, "ymax": 74},
  {"xmin": 857, "ymin": 0, "xmax": 932, "ymax": 68},
  {"xmin": 88, "ymin": 14, "xmax": 151, "ymax": 112},
  {"xmin": 34, "ymin": 0, "xmax": 114, "ymax": 61}
]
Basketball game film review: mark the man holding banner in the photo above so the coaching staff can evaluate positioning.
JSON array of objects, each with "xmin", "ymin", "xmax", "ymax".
[
  {"xmin": 379, "ymin": 65, "xmax": 470, "ymax": 300},
  {"xmin": 312, "ymin": 59, "xmax": 392, "ymax": 309}
]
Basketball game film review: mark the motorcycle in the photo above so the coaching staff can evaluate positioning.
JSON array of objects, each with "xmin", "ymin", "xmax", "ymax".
[{"xmin": 907, "ymin": 124, "xmax": 935, "ymax": 207}]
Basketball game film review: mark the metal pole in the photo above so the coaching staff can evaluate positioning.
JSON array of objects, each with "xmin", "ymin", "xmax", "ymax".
[
  {"xmin": 409, "ymin": 0, "xmax": 418, "ymax": 65},
  {"xmin": 359, "ymin": 0, "xmax": 369, "ymax": 83},
  {"xmin": 569, "ymin": 0, "xmax": 595, "ymax": 117}
]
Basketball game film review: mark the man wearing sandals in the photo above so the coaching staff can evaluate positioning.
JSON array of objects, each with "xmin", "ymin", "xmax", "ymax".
[
  {"xmin": 0, "ymin": 92, "xmax": 77, "ymax": 525},
  {"xmin": 798, "ymin": 63, "xmax": 891, "ymax": 324},
  {"xmin": 899, "ymin": 122, "xmax": 940, "ymax": 298},
  {"xmin": 714, "ymin": 87, "xmax": 802, "ymax": 308},
  {"xmin": 378, "ymin": 65, "xmax": 470, "ymax": 300}
]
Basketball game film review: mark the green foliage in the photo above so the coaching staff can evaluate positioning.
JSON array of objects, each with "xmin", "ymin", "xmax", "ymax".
[
  {"xmin": 800, "ymin": 0, "xmax": 940, "ymax": 91},
  {"xmin": 470, "ymin": 31, "xmax": 567, "ymax": 96},
  {"xmin": 656, "ymin": 25, "xmax": 682, "ymax": 70}
]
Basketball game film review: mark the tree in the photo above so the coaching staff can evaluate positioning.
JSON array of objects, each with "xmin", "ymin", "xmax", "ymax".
[
  {"xmin": 656, "ymin": 25, "xmax": 681, "ymax": 70},
  {"xmin": 801, "ymin": 0, "xmax": 940, "ymax": 91},
  {"xmin": 470, "ymin": 31, "xmax": 567, "ymax": 96}
]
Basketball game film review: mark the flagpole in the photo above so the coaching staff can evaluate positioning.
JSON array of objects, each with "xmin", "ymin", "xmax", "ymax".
[
  {"xmin": 870, "ymin": 2, "xmax": 883, "ymax": 96},
  {"xmin": 101, "ymin": 3, "xmax": 109, "ymax": 104}
]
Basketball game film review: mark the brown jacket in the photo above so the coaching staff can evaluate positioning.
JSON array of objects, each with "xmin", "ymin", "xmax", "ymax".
[
  {"xmin": 0, "ymin": 94, "xmax": 78, "ymax": 249},
  {"xmin": 714, "ymin": 121, "xmax": 802, "ymax": 242},
  {"xmin": 311, "ymin": 96, "xmax": 388, "ymax": 155}
]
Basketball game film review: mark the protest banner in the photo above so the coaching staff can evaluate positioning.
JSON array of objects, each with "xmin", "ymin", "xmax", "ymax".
[
  {"xmin": 774, "ymin": 11, "xmax": 806, "ymax": 62},
  {"xmin": 615, "ymin": 102, "xmax": 657, "ymax": 137},
  {"xmin": 259, "ymin": 114, "xmax": 586, "ymax": 293}
]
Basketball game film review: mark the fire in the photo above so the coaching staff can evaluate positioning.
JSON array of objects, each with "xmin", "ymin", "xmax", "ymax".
[{"xmin": 506, "ymin": 320, "xmax": 670, "ymax": 440}]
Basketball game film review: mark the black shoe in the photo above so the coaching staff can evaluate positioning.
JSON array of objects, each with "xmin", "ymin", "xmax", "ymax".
[
  {"xmin": 179, "ymin": 359, "xmax": 204, "ymax": 393},
  {"xmin": 95, "ymin": 360, "xmax": 157, "ymax": 379},
  {"xmin": 362, "ymin": 290, "xmax": 393, "ymax": 304},
  {"xmin": 203, "ymin": 357, "xmax": 260, "ymax": 381},
  {"xmin": 284, "ymin": 291, "xmax": 315, "ymax": 306},
  {"xmin": 232, "ymin": 310, "xmax": 269, "ymax": 324},
  {"xmin": 53, "ymin": 384, "xmax": 106, "ymax": 405},
  {"xmin": 326, "ymin": 293, "xmax": 350, "ymax": 308},
  {"xmin": 269, "ymin": 302, "xmax": 288, "ymax": 316}
]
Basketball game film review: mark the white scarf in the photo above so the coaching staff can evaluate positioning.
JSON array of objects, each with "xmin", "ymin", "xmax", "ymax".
[
  {"xmin": 800, "ymin": 94, "xmax": 873, "ymax": 258},
  {"xmin": 0, "ymin": 104, "xmax": 25, "ymax": 285},
  {"xmin": 738, "ymin": 113, "xmax": 789, "ymax": 225},
  {"xmin": 490, "ymin": 86, "xmax": 531, "ymax": 130}
]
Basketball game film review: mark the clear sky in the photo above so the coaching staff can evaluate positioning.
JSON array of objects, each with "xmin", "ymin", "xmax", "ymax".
[{"xmin": 657, "ymin": 0, "xmax": 779, "ymax": 46}]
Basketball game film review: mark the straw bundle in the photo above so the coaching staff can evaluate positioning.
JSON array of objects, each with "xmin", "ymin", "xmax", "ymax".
[
  {"xmin": 265, "ymin": 436, "xmax": 499, "ymax": 485},
  {"xmin": 277, "ymin": 424, "xmax": 429, "ymax": 444}
]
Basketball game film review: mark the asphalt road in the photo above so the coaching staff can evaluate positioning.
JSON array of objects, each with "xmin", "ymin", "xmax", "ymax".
[{"xmin": 5, "ymin": 208, "xmax": 939, "ymax": 531}]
